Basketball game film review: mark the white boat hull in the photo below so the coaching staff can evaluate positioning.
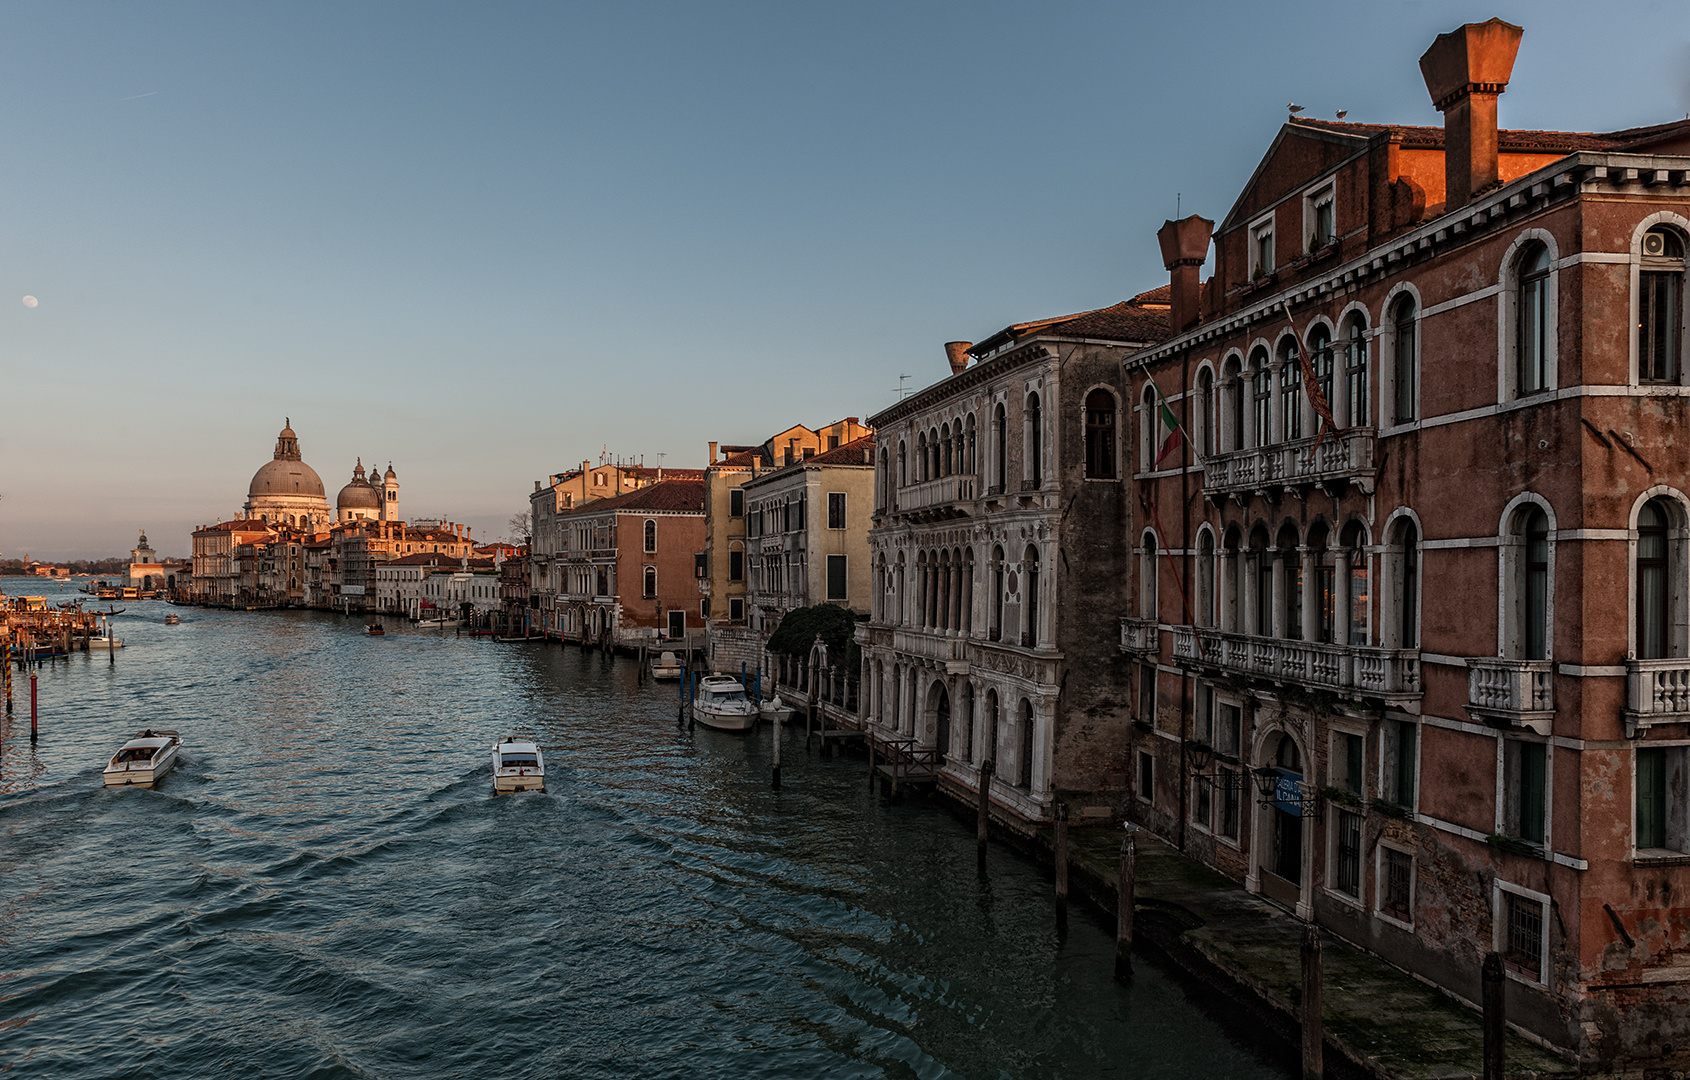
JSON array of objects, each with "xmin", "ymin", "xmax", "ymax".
[
  {"xmin": 103, "ymin": 745, "xmax": 178, "ymax": 788},
  {"xmin": 692, "ymin": 706, "xmax": 758, "ymax": 732},
  {"xmin": 651, "ymin": 667, "xmax": 683, "ymax": 680},
  {"xmin": 493, "ymin": 772, "xmax": 544, "ymax": 793}
]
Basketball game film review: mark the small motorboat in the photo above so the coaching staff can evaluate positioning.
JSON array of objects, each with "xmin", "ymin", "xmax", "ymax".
[
  {"xmin": 491, "ymin": 738, "xmax": 545, "ymax": 793},
  {"xmin": 691, "ymin": 675, "xmax": 759, "ymax": 732},
  {"xmin": 416, "ymin": 617, "xmax": 458, "ymax": 629},
  {"xmin": 87, "ymin": 632, "xmax": 125, "ymax": 649},
  {"xmin": 650, "ymin": 651, "xmax": 683, "ymax": 680},
  {"xmin": 759, "ymin": 694, "xmax": 796, "ymax": 724},
  {"xmin": 164, "ymin": 614, "xmax": 180, "ymax": 625},
  {"xmin": 366, "ymin": 623, "xmax": 386, "ymax": 636},
  {"xmin": 103, "ymin": 730, "xmax": 181, "ymax": 788}
]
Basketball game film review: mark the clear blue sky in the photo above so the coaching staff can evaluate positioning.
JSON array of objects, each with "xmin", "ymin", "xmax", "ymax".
[{"xmin": 2, "ymin": 1, "xmax": 1685, "ymax": 558}]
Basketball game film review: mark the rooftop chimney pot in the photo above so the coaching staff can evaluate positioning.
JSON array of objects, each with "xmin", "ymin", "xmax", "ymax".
[
  {"xmin": 1419, "ymin": 19, "xmax": 1523, "ymax": 211},
  {"xmin": 1156, "ymin": 215, "xmax": 1215, "ymax": 333},
  {"xmin": 944, "ymin": 342, "xmax": 973, "ymax": 375}
]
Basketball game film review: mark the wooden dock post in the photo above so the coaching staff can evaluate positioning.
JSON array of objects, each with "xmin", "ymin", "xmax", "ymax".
[
  {"xmin": 771, "ymin": 711, "xmax": 782, "ymax": 790},
  {"xmin": 867, "ymin": 736, "xmax": 876, "ymax": 792},
  {"xmin": 1054, "ymin": 802, "xmax": 1070, "ymax": 928},
  {"xmin": 1482, "ymin": 951, "xmax": 1505, "ymax": 1080},
  {"xmin": 678, "ymin": 666, "xmax": 688, "ymax": 726},
  {"xmin": 1301, "ymin": 924, "xmax": 1323, "ymax": 1080},
  {"xmin": 1115, "ymin": 824, "xmax": 1137, "ymax": 980},
  {"xmin": 30, "ymin": 672, "xmax": 38, "ymax": 742},
  {"xmin": 975, "ymin": 759, "xmax": 994, "ymax": 867}
]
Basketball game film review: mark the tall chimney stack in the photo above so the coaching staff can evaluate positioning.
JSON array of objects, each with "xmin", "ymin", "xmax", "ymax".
[
  {"xmin": 708, "ymin": 441, "xmax": 718, "ymax": 464},
  {"xmin": 944, "ymin": 342, "xmax": 973, "ymax": 375},
  {"xmin": 1419, "ymin": 19, "xmax": 1523, "ymax": 212},
  {"xmin": 1156, "ymin": 215, "xmax": 1215, "ymax": 333}
]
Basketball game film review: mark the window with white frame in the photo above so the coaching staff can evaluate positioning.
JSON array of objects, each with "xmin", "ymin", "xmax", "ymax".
[
  {"xmin": 1382, "ymin": 718, "xmax": 1417, "ymax": 811},
  {"xmin": 1496, "ymin": 883, "xmax": 1549, "ymax": 985},
  {"xmin": 1390, "ymin": 295, "xmax": 1418, "ymax": 423},
  {"xmin": 1640, "ymin": 227, "xmax": 1686, "ymax": 383},
  {"xmin": 1502, "ymin": 737, "xmax": 1548, "ymax": 846},
  {"xmin": 1137, "ymin": 748, "xmax": 1155, "ymax": 804},
  {"xmin": 1250, "ymin": 217, "xmax": 1275, "ymax": 278},
  {"xmin": 1304, "ymin": 182, "xmax": 1335, "ymax": 251},
  {"xmin": 1515, "ymin": 243, "xmax": 1553, "ymax": 396},
  {"xmin": 1504, "ymin": 504, "xmax": 1551, "ymax": 661}
]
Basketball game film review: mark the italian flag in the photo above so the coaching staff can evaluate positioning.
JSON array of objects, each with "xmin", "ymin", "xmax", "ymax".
[{"xmin": 1151, "ymin": 381, "xmax": 1183, "ymax": 467}]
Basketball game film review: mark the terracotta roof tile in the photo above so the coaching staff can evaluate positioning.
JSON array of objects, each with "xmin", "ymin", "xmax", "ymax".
[
  {"xmin": 807, "ymin": 435, "xmax": 877, "ymax": 466},
  {"xmin": 562, "ymin": 478, "xmax": 705, "ymax": 516},
  {"xmin": 1287, "ymin": 115, "xmax": 1690, "ymax": 154}
]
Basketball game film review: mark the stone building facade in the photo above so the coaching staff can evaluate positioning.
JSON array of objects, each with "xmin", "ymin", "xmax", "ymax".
[
  {"xmin": 1119, "ymin": 19, "xmax": 1690, "ymax": 1066},
  {"xmin": 861, "ymin": 295, "xmax": 1167, "ymax": 828},
  {"xmin": 742, "ymin": 434, "xmax": 876, "ymax": 630}
]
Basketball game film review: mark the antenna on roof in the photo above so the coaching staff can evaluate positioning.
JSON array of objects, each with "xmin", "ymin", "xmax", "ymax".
[
  {"xmin": 1176, "ymin": 192, "xmax": 1180, "ymax": 217},
  {"xmin": 893, "ymin": 374, "xmax": 910, "ymax": 401}
]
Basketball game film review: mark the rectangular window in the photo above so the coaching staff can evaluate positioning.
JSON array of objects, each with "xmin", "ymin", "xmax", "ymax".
[
  {"xmin": 728, "ymin": 549, "xmax": 744, "ymax": 582},
  {"xmin": 1195, "ymin": 683, "xmax": 1214, "ymax": 745},
  {"xmin": 1193, "ymin": 775, "xmax": 1213, "ymax": 831},
  {"xmin": 1137, "ymin": 750, "xmax": 1155, "ymax": 804},
  {"xmin": 1501, "ymin": 889, "xmax": 1546, "ymax": 983},
  {"xmin": 827, "ymin": 492, "xmax": 846, "ymax": 530},
  {"xmin": 1640, "ymin": 270, "xmax": 1683, "ymax": 383},
  {"xmin": 1139, "ymin": 664, "xmax": 1157, "ymax": 729},
  {"xmin": 1381, "ymin": 847, "xmax": 1414, "ymax": 924},
  {"xmin": 1504, "ymin": 740, "xmax": 1547, "ymax": 845},
  {"xmin": 729, "ymin": 488, "xmax": 744, "ymax": 517},
  {"xmin": 1383, "ymin": 719, "xmax": 1417, "ymax": 810},
  {"xmin": 1219, "ymin": 766, "xmax": 1241, "ymax": 839},
  {"xmin": 1333, "ymin": 731, "xmax": 1364, "ymax": 796},
  {"xmin": 1638, "ymin": 747, "xmax": 1667, "ymax": 850},
  {"xmin": 1333, "ymin": 809, "xmax": 1362, "ymax": 899},
  {"xmin": 1306, "ymin": 187, "xmax": 1335, "ymax": 250},
  {"xmin": 1251, "ymin": 220, "xmax": 1275, "ymax": 277},
  {"xmin": 826, "ymin": 555, "xmax": 847, "ymax": 602},
  {"xmin": 1217, "ymin": 703, "xmax": 1242, "ymax": 758},
  {"xmin": 729, "ymin": 596, "xmax": 744, "ymax": 621}
]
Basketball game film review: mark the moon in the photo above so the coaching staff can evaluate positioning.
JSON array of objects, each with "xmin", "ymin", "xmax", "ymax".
[{"xmin": 21, "ymin": 295, "xmax": 37, "ymax": 308}]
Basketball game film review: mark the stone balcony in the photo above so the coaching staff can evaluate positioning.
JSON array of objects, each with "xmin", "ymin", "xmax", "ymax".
[
  {"xmin": 1201, "ymin": 427, "xmax": 1377, "ymax": 499},
  {"xmin": 1625, "ymin": 658, "xmax": 1690, "ymax": 737},
  {"xmin": 1119, "ymin": 616, "xmax": 1160, "ymax": 657},
  {"xmin": 1466, "ymin": 658, "xmax": 1555, "ymax": 735},
  {"xmin": 1171, "ymin": 626, "xmax": 1420, "ymax": 703},
  {"xmin": 890, "ymin": 476, "xmax": 976, "ymax": 520},
  {"xmin": 891, "ymin": 628, "xmax": 970, "ymax": 673}
]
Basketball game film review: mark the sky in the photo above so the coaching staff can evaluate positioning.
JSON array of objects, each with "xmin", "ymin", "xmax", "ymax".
[{"xmin": 1, "ymin": 1, "xmax": 1686, "ymax": 559}]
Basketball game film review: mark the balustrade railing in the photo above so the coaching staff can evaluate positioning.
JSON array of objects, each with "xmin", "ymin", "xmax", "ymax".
[
  {"xmin": 1625, "ymin": 658, "xmax": 1690, "ymax": 735},
  {"xmin": 1465, "ymin": 658, "xmax": 1554, "ymax": 733},
  {"xmin": 1170, "ymin": 625, "xmax": 1420, "ymax": 700},
  {"xmin": 895, "ymin": 476, "xmax": 976, "ymax": 513},
  {"xmin": 1201, "ymin": 427, "xmax": 1377, "ymax": 496},
  {"xmin": 1119, "ymin": 617, "xmax": 1160, "ymax": 656}
]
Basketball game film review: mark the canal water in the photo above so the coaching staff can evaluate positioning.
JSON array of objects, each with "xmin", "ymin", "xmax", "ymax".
[{"xmin": 0, "ymin": 584, "xmax": 1291, "ymax": 1079}]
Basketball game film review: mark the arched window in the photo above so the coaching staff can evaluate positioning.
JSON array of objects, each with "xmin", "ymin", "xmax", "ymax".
[
  {"xmin": 1251, "ymin": 527, "xmax": 1273, "ymax": 636},
  {"xmin": 1140, "ymin": 532, "xmax": 1159, "ymax": 619},
  {"xmin": 1641, "ymin": 227, "xmax": 1686, "ymax": 383},
  {"xmin": 1221, "ymin": 526, "xmax": 1243, "ymax": 632},
  {"xmin": 1277, "ymin": 523, "xmax": 1302, "ymax": 639},
  {"xmin": 1392, "ymin": 296, "xmax": 1417, "ymax": 423},
  {"xmin": 642, "ymin": 566, "xmax": 657, "ymax": 598},
  {"xmin": 1341, "ymin": 521, "xmax": 1370, "ymax": 646},
  {"xmin": 1309, "ymin": 522, "xmax": 1334, "ymax": 643},
  {"xmin": 940, "ymin": 423, "xmax": 953, "ymax": 476},
  {"xmin": 916, "ymin": 432, "xmax": 929, "ymax": 482},
  {"xmin": 1516, "ymin": 244, "xmax": 1552, "ymax": 396},
  {"xmin": 897, "ymin": 441, "xmax": 907, "ymax": 488},
  {"xmin": 877, "ymin": 448, "xmax": 888, "ymax": 509},
  {"xmin": 1026, "ymin": 393, "xmax": 1044, "ymax": 485},
  {"xmin": 1308, "ymin": 325, "xmax": 1334, "ymax": 434},
  {"xmin": 990, "ymin": 544, "xmax": 1005, "ymax": 641},
  {"xmin": 1197, "ymin": 530, "xmax": 1215, "ymax": 628},
  {"xmin": 1019, "ymin": 699, "xmax": 1036, "ymax": 788},
  {"xmin": 1085, "ymin": 388, "xmax": 1117, "ymax": 479},
  {"xmin": 1343, "ymin": 316, "xmax": 1369, "ymax": 427},
  {"xmin": 930, "ymin": 428, "xmax": 941, "ymax": 479},
  {"xmin": 1278, "ymin": 337, "xmax": 1303, "ymax": 443},
  {"xmin": 1250, "ymin": 348, "xmax": 1272, "ymax": 447},
  {"xmin": 1024, "ymin": 545, "xmax": 1041, "ymax": 647},
  {"xmin": 1386, "ymin": 518, "xmax": 1419, "ymax": 648},
  {"xmin": 965, "ymin": 414, "xmax": 978, "ymax": 474},
  {"xmin": 993, "ymin": 403, "xmax": 1007, "ymax": 491},
  {"xmin": 1638, "ymin": 499, "xmax": 1673, "ymax": 659},
  {"xmin": 1195, "ymin": 368, "xmax": 1215, "ymax": 457},
  {"xmin": 1507, "ymin": 506, "xmax": 1550, "ymax": 660},
  {"xmin": 1224, "ymin": 355, "xmax": 1246, "ymax": 452},
  {"xmin": 643, "ymin": 519, "xmax": 657, "ymax": 553}
]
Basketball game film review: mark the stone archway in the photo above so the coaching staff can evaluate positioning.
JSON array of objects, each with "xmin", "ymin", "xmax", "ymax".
[
  {"xmin": 1252, "ymin": 726, "xmax": 1311, "ymax": 916},
  {"xmin": 926, "ymin": 678, "xmax": 951, "ymax": 756}
]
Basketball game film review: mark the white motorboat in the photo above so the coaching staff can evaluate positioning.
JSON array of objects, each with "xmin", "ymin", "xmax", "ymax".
[
  {"xmin": 103, "ymin": 730, "xmax": 181, "ymax": 788},
  {"xmin": 491, "ymin": 738, "xmax": 545, "ymax": 793},
  {"xmin": 691, "ymin": 676, "xmax": 759, "ymax": 732},
  {"xmin": 759, "ymin": 694, "xmax": 796, "ymax": 724},
  {"xmin": 416, "ymin": 617, "xmax": 458, "ymax": 629},
  {"xmin": 88, "ymin": 632, "xmax": 125, "ymax": 649},
  {"xmin": 650, "ymin": 651, "xmax": 683, "ymax": 680}
]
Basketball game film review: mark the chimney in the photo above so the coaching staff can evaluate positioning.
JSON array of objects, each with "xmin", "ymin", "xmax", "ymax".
[
  {"xmin": 534, "ymin": 480, "xmax": 541, "ymax": 492},
  {"xmin": 1419, "ymin": 19, "xmax": 1523, "ymax": 211},
  {"xmin": 944, "ymin": 342, "xmax": 972, "ymax": 375},
  {"xmin": 708, "ymin": 441, "xmax": 718, "ymax": 464},
  {"xmin": 1156, "ymin": 215, "xmax": 1215, "ymax": 333}
]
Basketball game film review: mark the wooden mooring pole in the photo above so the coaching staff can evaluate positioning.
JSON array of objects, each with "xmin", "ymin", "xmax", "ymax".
[
  {"xmin": 1054, "ymin": 802, "xmax": 1069, "ymax": 929},
  {"xmin": 1301, "ymin": 924, "xmax": 1323, "ymax": 1080},
  {"xmin": 771, "ymin": 712, "xmax": 782, "ymax": 790},
  {"xmin": 1482, "ymin": 951, "xmax": 1505, "ymax": 1080},
  {"xmin": 1114, "ymin": 824, "xmax": 1137, "ymax": 980},
  {"xmin": 30, "ymin": 672, "xmax": 38, "ymax": 742},
  {"xmin": 975, "ymin": 759, "xmax": 995, "ymax": 867}
]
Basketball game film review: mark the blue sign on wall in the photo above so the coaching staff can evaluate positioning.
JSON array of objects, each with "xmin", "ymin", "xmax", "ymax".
[{"xmin": 1273, "ymin": 768, "xmax": 1304, "ymax": 818}]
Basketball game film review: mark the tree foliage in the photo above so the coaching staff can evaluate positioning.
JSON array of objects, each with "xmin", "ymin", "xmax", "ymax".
[{"xmin": 766, "ymin": 604, "xmax": 861, "ymax": 668}]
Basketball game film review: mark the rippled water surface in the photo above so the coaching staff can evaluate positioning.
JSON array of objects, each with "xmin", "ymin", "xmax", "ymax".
[{"xmin": 0, "ymin": 582, "xmax": 1290, "ymax": 1079}]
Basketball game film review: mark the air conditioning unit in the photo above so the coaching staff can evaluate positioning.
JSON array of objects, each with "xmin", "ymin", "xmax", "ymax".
[{"xmin": 1644, "ymin": 232, "xmax": 1666, "ymax": 257}]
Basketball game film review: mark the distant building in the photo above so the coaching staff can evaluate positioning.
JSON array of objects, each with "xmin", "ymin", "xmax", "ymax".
[
  {"xmin": 127, "ymin": 530, "xmax": 170, "ymax": 592},
  {"xmin": 551, "ymin": 478, "xmax": 706, "ymax": 647}
]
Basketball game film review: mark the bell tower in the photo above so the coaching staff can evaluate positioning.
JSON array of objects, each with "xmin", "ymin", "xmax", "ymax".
[{"xmin": 383, "ymin": 463, "xmax": 400, "ymax": 522}]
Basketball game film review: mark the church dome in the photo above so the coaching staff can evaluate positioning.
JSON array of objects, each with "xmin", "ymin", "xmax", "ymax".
[
  {"xmin": 337, "ymin": 459, "xmax": 382, "ymax": 512},
  {"xmin": 250, "ymin": 456, "xmax": 326, "ymax": 499}
]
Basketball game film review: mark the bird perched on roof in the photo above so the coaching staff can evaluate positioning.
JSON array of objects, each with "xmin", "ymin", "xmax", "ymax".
[
  {"xmin": 1336, "ymin": 109, "xmax": 1348, "ymax": 119},
  {"xmin": 1288, "ymin": 103, "xmax": 1305, "ymax": 115}
]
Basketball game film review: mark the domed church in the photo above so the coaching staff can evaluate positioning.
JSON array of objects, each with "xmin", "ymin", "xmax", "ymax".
[
  {"xmin": 244, "ymin": 421, "xmax": 333, "ymax": 530},
  {"xmin": 336, "ymin": 458, "xmax": 400, "ymax": 523}
]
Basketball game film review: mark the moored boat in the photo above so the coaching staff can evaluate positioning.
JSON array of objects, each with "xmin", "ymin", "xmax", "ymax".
[
  {"xmin": 650, "ymin": 651, "xmax": 683, "ymax": 680},
  {"xmin": 366, "ymin": 623, "xmax": 386, "ymax": 636},
  {"xmin": 691, "ymin": 675, "xmax": 759, "ymax": 732},
  {"xmin": 759, "ymin": 694, "xmax": 796, "ymax": 724},
  {"xmin": 491, "ymin": 738, "xmax": 545, "ymax": 793},
  {"xmin": 103, "ymin": 730, "xmax": 181, "ymax": 787}
]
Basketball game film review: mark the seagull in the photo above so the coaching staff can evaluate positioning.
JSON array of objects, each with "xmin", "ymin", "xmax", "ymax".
[
  {"xmin": 1336, "ymin": 109, "xmax": 1348, "ymax": 119},
  {"xmin": 1288, "ymin": 103, "xmax": 1305, "ymax": 115}
]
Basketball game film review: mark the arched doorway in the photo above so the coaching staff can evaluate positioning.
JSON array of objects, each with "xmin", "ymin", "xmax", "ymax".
[
  {"xmin": 1257, "ymin": 731, "xmax": 1307, "ymax": 911},
  {"xmin": 928, "ymin": 679, "xmax": 951, "ymax": 757}
]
